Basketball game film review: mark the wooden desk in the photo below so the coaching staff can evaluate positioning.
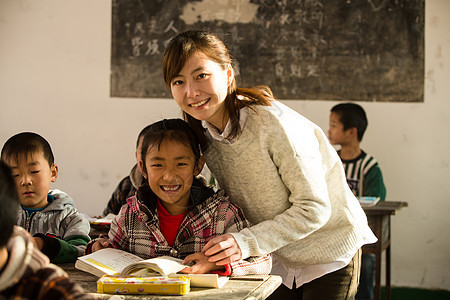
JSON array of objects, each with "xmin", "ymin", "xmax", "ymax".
[
  {"xmin": 59, "ymin": 263, "xmax": 282, "ymax": 299},
  {"xmin": 362, "ymin": 201, "xmax": 408, "ymax": 300}
]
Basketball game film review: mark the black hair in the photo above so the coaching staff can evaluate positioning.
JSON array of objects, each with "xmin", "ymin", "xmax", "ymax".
[
  {"xmin": 1, "ymin": 132, "xmax": 55, "ymax": 167},
  {"xmin": 331, "ymin": 103, "xmax": 368, "ymax": 141},
  {"xmin": 136, "ymin": 124, "xmax": 154, "ymax": 148},
  {"xmin": 0, "ymin": 161, "xmax": 19, "ymax": 247},
  {"xmin": 140, "ymin": 119, "xmax": 201, "ymax": 175}
]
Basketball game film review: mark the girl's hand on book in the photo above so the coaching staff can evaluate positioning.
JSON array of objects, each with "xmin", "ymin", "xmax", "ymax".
[
  {"xmin": 181, "ymin": 252, "xmax": 224, "ymax": 274},
  {"xmin": 91, "ymin": 238, "xmax": 111, "ymax": 252},
  {"xmin": 202, "ymin": 234, "xmax": 242, "ymax": 265}
]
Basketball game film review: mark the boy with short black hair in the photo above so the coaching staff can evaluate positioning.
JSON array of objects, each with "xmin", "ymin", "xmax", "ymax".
[
  {"xmin": 328, "ymin": 103, "xmax": 386, "ymax": 200},
  {"xmin": 1, "ymin": 132, "xmax": 90, "ymax": 263},
  {"xmin": 328, "ymin": 102, "xmax": 386, "ymax": 300},
  {"xmin": 0, "ymin": 160, "xmax": 88, "ymax": 299}
]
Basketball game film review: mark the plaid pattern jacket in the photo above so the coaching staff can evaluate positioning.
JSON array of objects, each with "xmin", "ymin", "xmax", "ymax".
[{"xmin": 102, "ymin": 179, "xmax": 271, "ymax": 276}]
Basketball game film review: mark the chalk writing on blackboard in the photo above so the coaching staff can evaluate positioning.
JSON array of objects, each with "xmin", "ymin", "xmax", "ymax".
[{"xmin": 111, "ymin": 0, "xmax": 424, "ymax": 102}]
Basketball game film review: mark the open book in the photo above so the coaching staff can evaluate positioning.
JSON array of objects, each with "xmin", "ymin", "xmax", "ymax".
[{"xmin": 75, "ymin": 248, "xmax": 229, "ymax": 288}]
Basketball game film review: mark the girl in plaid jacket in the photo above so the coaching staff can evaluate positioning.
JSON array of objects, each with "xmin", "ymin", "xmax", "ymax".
[{"xmin": 87, "ymin": 119, "xmax": 271, "ymax": 276}]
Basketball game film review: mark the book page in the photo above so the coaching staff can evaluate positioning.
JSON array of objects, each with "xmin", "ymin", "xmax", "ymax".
[
  {"xmin": 122, "ymin": 256, "xmax": 187, "ymax": 276},
  {"xmin": 77, "ymin": 248, "xmax": 143, "ymax": 275}
]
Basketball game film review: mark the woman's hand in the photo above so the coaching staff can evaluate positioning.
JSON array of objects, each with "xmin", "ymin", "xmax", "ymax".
[
  {"xmin": 181, "ymin": 252, "xmax": 224, "ymax": 274},
  {"xmin": 91, "ymin": 238, "xmax": 111, "ymax": 252},
  {"xmin": 202, "ymin": 234, "xmax": 242, "ymax": 265}
]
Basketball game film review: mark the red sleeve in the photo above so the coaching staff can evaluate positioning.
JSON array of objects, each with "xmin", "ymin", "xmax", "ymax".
[{"xmin": 209, "ymin": 263, "xmax": 232, "ymax": 276}]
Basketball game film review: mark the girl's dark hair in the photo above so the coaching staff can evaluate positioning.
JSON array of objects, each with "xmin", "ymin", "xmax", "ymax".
[
  {"xmin": 136, "ymin": 124, "xmax": 153, "ymax": 148},
  {"xmin": 140, "ymin": 119, "xmax": 201, "ymax": 175},
  {"xmin": 163, "ymin": 29, "xmax": 274, "ymax": 150},
  {"xmin": 1, "ymin": 132, "xmax": 55, "ymax": 167}
]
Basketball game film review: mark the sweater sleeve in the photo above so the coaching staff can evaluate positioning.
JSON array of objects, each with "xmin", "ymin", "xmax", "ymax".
[
  {"xmin": 229, "ymin": 106, "xmax": 334, "ymax": 259},
  {"xmin": 222, "ymin": 202, "xmax": 272, "ymax": 275},
  {"xmin": 52, "ymin": 209, "xmax": 91, "ymax": 262},
  {"xmin": 53, "ymin": 236, "xmax": 90, "ymax": 263},
  {"xmin": 36, "ymin": 233, "xmax": 90, "ymax": 263},
  {"xmin": 229, "ymin": 255, "xmax": 272, "ymax": 276}
]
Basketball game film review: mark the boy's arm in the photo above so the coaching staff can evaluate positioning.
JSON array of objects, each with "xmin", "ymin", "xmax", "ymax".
[
  {"xmin": 363, "ymin": 164, "xmax": 387, "ymax": 201},
  {"xmin": 35, "ymin": 234, "xmax": 90, "ymax": 263},
  {"xmin": 43, "ymin": 209, "xmax": 91, "ymax": 263}
]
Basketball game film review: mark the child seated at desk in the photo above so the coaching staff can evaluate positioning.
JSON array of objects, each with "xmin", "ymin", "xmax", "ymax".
[
  {"xmin": 1, "ymin": 132, "xmax": 91, "ymax": 263},
  {"xmin": 0, "ymin": 161, "xmax": 87, "ymax": 299},
  {"xmin": 87, "ymin": 119, "xmax": 271, "ymax": 276},
  {"xmin": 328, "ymin": 103, "xmax": 386, "ymax": 300}
]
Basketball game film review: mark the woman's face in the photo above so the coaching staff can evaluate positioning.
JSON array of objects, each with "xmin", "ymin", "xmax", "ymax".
[{"xmin": 170, "ymin": 51, "xmax": 232, "ymax": 131}]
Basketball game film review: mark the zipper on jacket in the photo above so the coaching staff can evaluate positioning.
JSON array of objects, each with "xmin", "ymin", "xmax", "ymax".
[{"xmin": 25, "ymin": 212, "xmax": 35, "ymax": 232}]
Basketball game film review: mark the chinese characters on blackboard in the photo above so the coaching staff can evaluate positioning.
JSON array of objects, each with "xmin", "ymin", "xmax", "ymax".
[{"xmin": 111, "ymin": 0, "xmax": 424, "ymax": 102}]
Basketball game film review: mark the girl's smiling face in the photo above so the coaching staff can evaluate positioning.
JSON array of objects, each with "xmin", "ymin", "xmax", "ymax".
[
  {"xmin": 141, "ymin": 139, "xmax": 203, "ymax": 215},
  {"xmin": 170, "ymin": 51, "xmax": 233, "ymax": 132}
]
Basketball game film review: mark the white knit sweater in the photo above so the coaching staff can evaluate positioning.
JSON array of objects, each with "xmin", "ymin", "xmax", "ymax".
[{"xmin": 204, "ymin": 101, "xmax": 376, "ymax": 269}]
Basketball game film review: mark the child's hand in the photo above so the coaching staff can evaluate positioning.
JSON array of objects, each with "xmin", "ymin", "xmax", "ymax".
[
  {"xmin": 32, "ymin": 236, "xmax": 44, "ymax": 250},
  {"xmin": 180, "ymin": 252, "xmax": 225, "ymax": 274},
  {"xmin": 91, "ymin": 238, "xmax": 111, "ymax": 252}
]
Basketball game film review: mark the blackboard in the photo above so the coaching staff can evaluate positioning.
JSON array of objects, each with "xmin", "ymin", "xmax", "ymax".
[{"xmin": 111, "ymin": 0, "xmax": 424, "ymax": 102}]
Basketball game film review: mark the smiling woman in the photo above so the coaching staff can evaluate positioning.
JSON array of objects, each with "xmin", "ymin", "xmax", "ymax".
[
  {"xmin": 168, "ymin": 51, "xmax": 232, "ymax": 132},
  {"xmin": 162, "ymin": 30, "xmax": 378, "ymax": 300}
]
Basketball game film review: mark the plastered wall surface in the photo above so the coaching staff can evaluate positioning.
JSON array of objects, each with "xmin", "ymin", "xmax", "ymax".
[{"xmin": 0, "ymin": 0, "xmax": 448, "ymax": 291}]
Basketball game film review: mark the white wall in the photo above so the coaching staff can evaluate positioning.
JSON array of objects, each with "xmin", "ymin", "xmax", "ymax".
[{"xmin": 1, "ymin": 0, "xmax": 448, "ymax": 291}]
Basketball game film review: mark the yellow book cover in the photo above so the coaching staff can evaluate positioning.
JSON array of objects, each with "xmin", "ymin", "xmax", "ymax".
[{"xmin": 97, "ymin": 275, "xmax": 190, "ymax": 295}]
